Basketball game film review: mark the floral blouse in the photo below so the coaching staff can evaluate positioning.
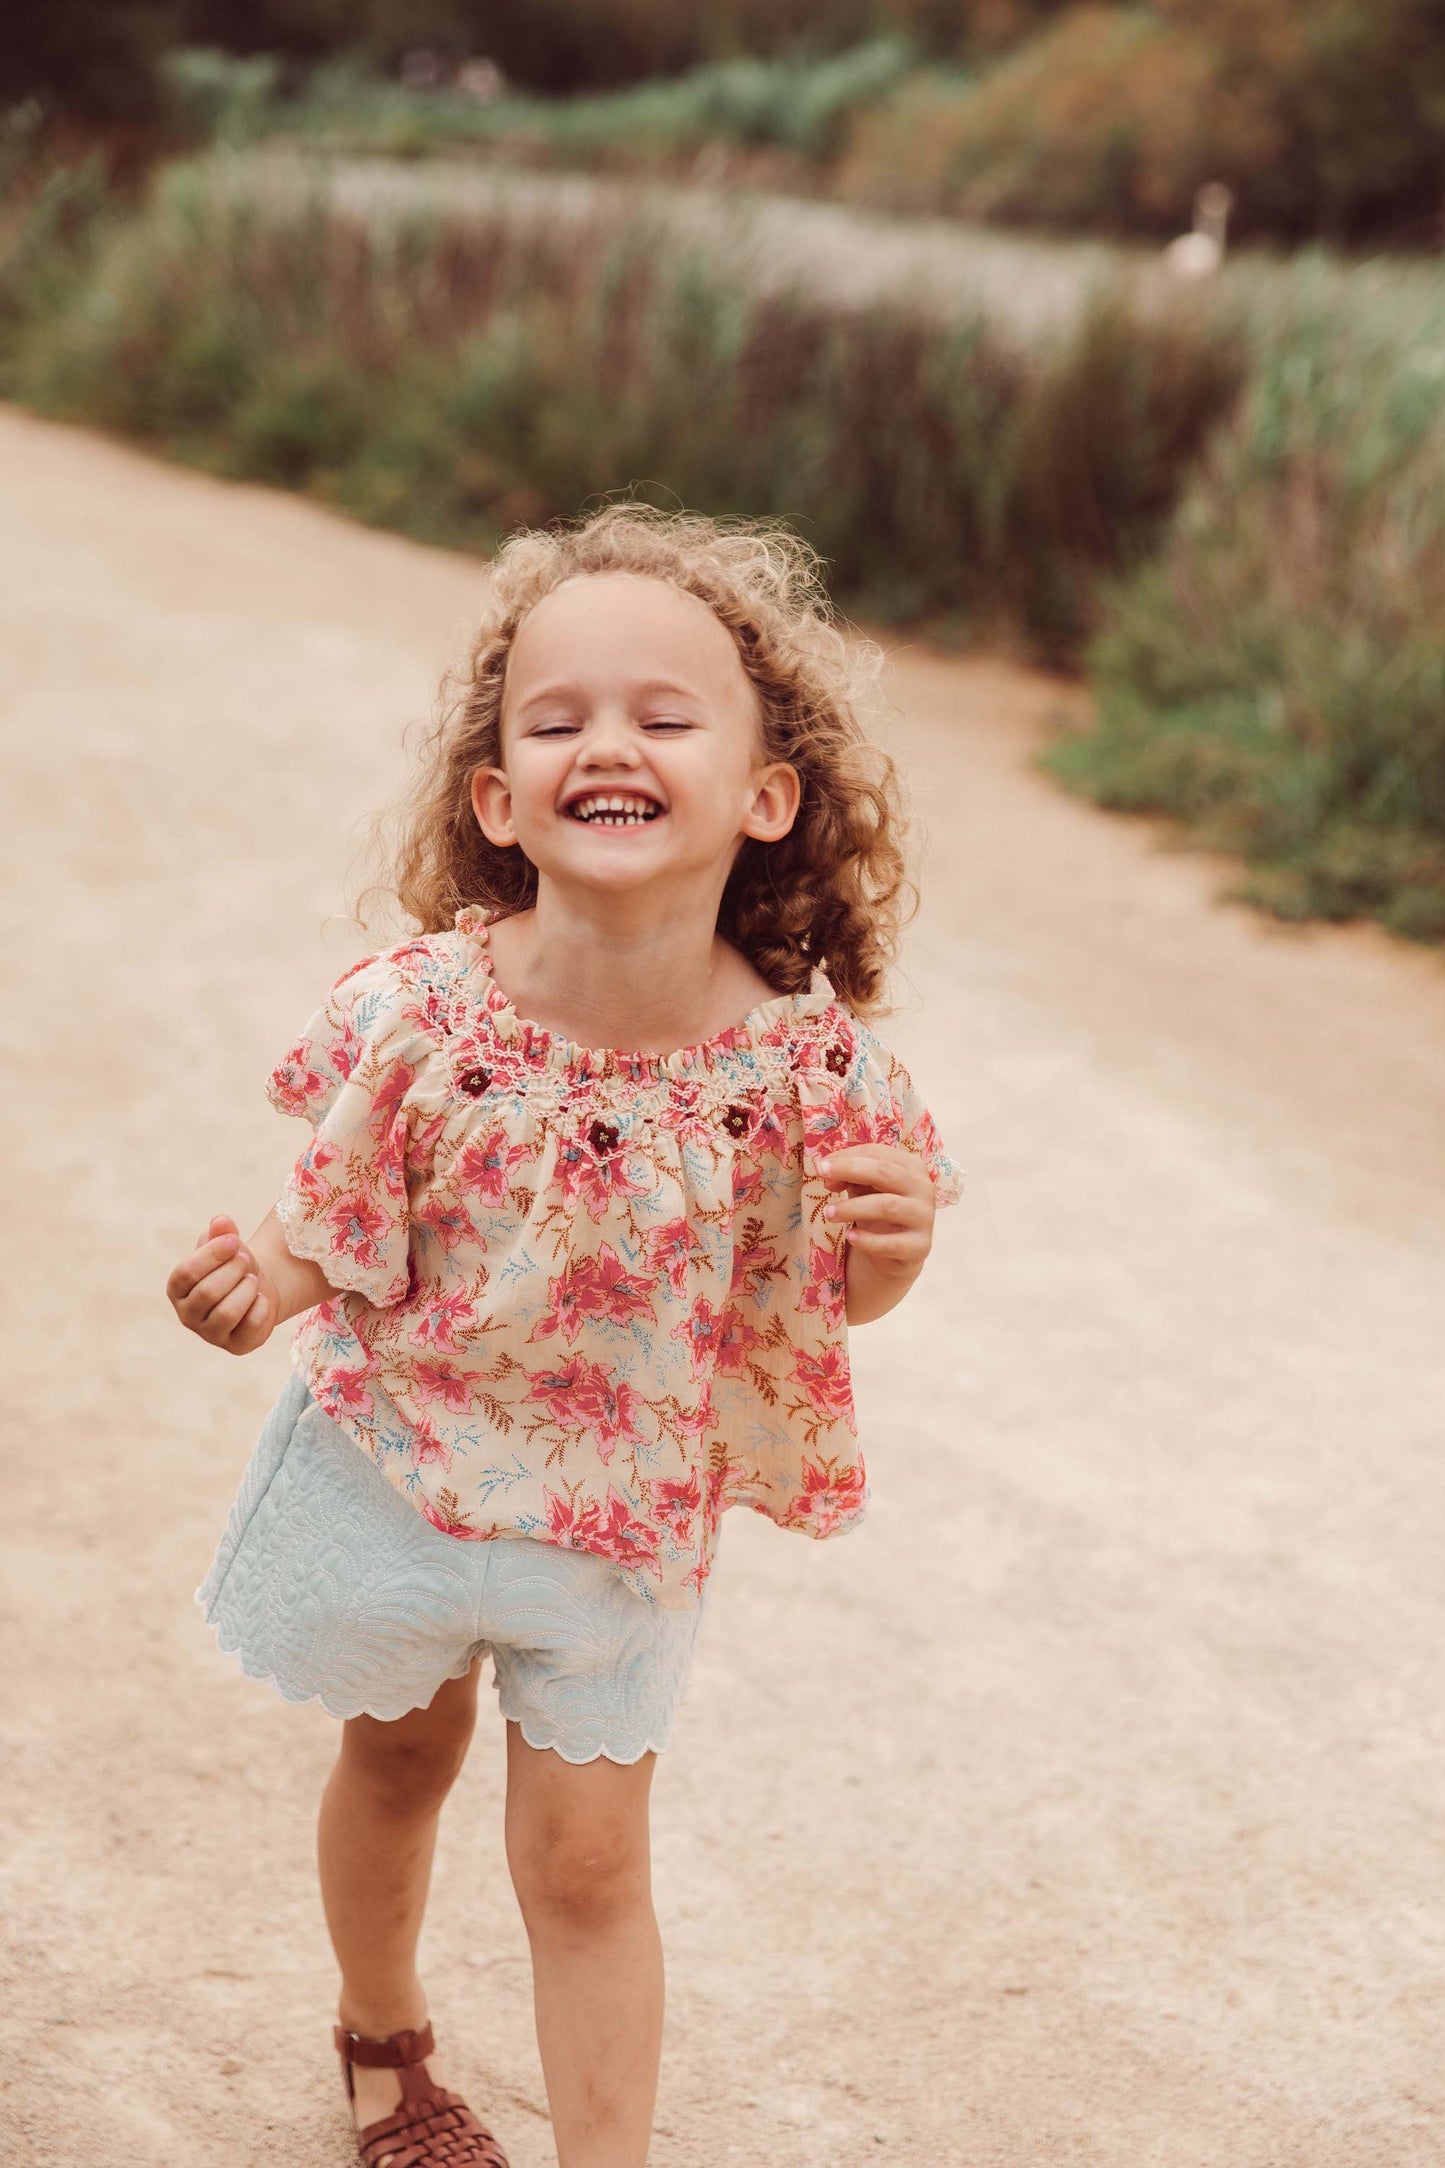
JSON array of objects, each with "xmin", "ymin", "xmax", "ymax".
[{"xmin": 266, "ymin": 905, "xmax": 963, "ymax": 1610}]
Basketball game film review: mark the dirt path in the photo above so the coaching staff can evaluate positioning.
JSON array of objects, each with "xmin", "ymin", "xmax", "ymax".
[{"xmin": 3, "ymin": 406, "xmax": 1443, "ymax": 2168}]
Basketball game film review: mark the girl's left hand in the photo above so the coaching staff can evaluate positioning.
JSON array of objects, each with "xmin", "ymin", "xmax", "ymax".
[{"xmin": 818, "ymin": 1144, "xmax": 936, "ymax": 1281}]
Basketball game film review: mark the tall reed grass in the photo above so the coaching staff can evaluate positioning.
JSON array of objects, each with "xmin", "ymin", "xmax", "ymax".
[
  {"xmin": 3, "ymin": 149, "xmax": 1441, "ymax": 943},
  {"xmin": 1046, "ymin": 266, "xmax": 1445, "ymax": 939},
  {"xmin": 0, "ymin": 152, "xmax": 1241, "ymax": 653}
]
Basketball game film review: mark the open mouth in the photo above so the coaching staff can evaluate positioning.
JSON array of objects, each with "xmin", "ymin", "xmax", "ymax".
[{"xmin": 564, "ymin": 794, "xmax": 665, "ymax": 827}]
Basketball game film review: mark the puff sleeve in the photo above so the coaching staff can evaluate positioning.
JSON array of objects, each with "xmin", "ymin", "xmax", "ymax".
[
  {"xmin": 804, "ymin": 1013, "xmax": 964, "ymax": 1209},
  {"xmin": 265, "ymin": 952, "xmax": 437, "ymax": 1306}
]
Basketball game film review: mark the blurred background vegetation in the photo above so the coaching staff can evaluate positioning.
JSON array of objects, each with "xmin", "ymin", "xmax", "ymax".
[{"xmin": 4, "ymin": 0, "xmax": 1445, "ymax": 941}]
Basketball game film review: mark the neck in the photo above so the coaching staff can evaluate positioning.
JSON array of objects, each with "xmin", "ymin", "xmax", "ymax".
[{"xmin": 488, "ymin": 887, "xmax": 762, "ymax": 1055}]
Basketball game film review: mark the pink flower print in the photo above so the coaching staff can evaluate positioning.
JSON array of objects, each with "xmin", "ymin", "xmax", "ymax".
[
  {"xmin": 642, "ymin": 1216, "xmax": 707, "ymax": 1298},
  {"xmin": 670, "ymin": 1295, "xmax": 726, "ymax": 1379},
  {"xmin": 524, "ymin": 1353, "xmax": 606, "ymax": 1428},
  {"xmin": 782, "ymin": 1455, "xmax": 867, "ymax": 1536},
  {"xmin": 415, "ymin": 1194, "xmax": 479, "ymax": 1252},
  {"xmin": 325, "ymin": 1187, "xmax": 394, "ymax": 1279},
  {"xmin": 750, "ymin": 1100, "xmax": 795, "ymax": 1166},
  {"xmin": 367, "ymin": 1058, "xmax": 417, "ymax": 1135},
  {"xmin": 454, "ymin": 1126, "xmax": 533, "ymax": 1207},
  {"xmin": 314, "ymin": 1364, "xmax": 374, "ymax": 1423},
  {"xmin": 554, "ymin": 1135, "xmax": 654, "ymax": 1223},
  {"xmin": 801, "ymin": 1091, "xmax": 852, "ymax": 1164},
  {"xmin": 292, "ymin": 1136, "xmax": 341, "ymax": 1205},
  {"xmin": 269, "ymin": 1045, "xmax": 331, "ymax": 1117},
  {"xmin": 373, "ymin": 1109, "xmax": 408, "ymax": 1205},
  {"xmin": 731, "ymin": 1155, "xmax": 766, "ymax": 1208},
  {"xmin": 790, "ymin": 1343, "xmax": 856, "ymax": 1423},
  {"xmin": 714, "ymin": 1304, "xmax": 766, "ymax": 1379},
  {"xmin": 523, "ymin": 1355, "xmax": 647, "ymax": 1462},
  {"xmin": 412, "ymin": 1359, "xmax": 472, "ymax": 1414},
  {"xmin": 729, "ymin": 1233, "xmax": 783, "ymax": 1299},
  {"xmin": 326, "ymin": 1014, "xmax": 363, "ymax": 1081},
  {"xmin": 644, "ymin": 1469, "xmax": 701, "ymax": 1541},
  {"xmin": 409, "ymin": 1421, "xmax": 454, "ymax": 1469},
  {"xmin": 670, "ymin": 1385, "xmax": 713, "ymax": 1441},
  {"xmin": 410, "ymin": 1288, "xmax": 478, "ymax": 1353},
  {"xmin": 543, "ymin": 1484, "xmax": 594, "ymax": 1550},
  {"xmin": 532, "ymin": 1243, "xmax": 658, "ymax": 1345},
  {"xmin": 656, "ymin": 1094, "xmax": 717, "ymax": 1155},
  {"xmin": 798, "ymin": 1239, "xmax": 848, "ymax": 1328},
  {"xmin": 588, "ymin": 1489, "xmax": 664, "ymax": 1571},
  {"xmin": 592, "ymin": 1374, "xmax": 650, "ymax": 1464}
]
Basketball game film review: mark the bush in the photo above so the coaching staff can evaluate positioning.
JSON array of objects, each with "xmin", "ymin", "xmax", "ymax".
[
  {"xmin": 0, "ymin": 151, "xmax": 1242, "ymax": 652},
  {"xmin": 1045, "ymin": 266, "xmax": 1445, "ymax": 938},
  {"xmin": 841, "ymin": 0, "xmax": 1445, "ymax": 242}
]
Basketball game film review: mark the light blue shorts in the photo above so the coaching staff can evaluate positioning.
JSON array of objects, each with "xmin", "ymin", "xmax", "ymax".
[{"xmin": 194, "ymin": 1369, "xmax": 706, "ymax": 1763}]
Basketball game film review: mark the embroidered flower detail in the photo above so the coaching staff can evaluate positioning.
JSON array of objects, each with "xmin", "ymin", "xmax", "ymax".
[
  {"xmin": 588, "ymin": 1116, "xmax": 622, "ymax": 1156},
  {"xmin": 824, "ymin": 1039, "xmax": 850, "ymax": 1077},
  {"xmin": 720, "ymin": 1102, "xmax": 752, "ymax": 1139},
  {"xmin": 458, "ymin": 1065, "xmax": 492, "ymax": 1097}
]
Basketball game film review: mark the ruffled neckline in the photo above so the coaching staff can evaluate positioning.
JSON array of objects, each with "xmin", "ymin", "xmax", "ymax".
[{"xmin": 453, "ymin": 905, "xmax": 838, "ymax": 1079}]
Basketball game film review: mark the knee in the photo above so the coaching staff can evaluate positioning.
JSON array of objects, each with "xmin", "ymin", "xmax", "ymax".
[{"xmin": 510, "ymin": 1818, "xmax": 649, "ymax": 1936}]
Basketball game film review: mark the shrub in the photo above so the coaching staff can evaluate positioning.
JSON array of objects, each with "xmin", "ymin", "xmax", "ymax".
[
  {"xmin": 841, "ymin": 0, "xmax": 1445, "ymax": 243},
  {"xmin": 0, "ymin": 151, "xmax": 1242, "ymax": 653},
  {"xmin": 1046, "ymin": 268, "xmax": 1445, "ymax": 937}
]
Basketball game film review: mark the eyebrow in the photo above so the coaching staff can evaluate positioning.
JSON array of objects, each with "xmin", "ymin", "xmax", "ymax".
[{"xmin": 513, "ymin": 677, "xmax": 707, "ymax": 719}]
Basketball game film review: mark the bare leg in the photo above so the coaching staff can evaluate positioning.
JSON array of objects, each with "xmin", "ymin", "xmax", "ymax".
[
  {"xmin": 504, "ymin": 1724, "xmax": 662, "ymax": 2168},
  {"xmin": 317, "ymin": 1660, "xmax": 479, "ymax": 2150}
]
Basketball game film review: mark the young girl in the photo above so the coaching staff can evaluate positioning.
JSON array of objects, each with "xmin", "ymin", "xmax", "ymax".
[{"xmin": 168, "ymin": 504, "xmax": 962, "ymax": 2168}]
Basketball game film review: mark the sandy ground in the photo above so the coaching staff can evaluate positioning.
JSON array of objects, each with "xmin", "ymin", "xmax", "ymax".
[{"xmin": 2, "ymin": 405, "xmax": 1444, "ymax": 2168}]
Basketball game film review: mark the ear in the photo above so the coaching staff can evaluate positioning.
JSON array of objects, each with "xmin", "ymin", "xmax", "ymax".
[
  {"xmin": 470, "ymin": 766, "xmax": 518, "ymax": 848},
  {"xmin": 742, "ymin": 760, "xmax": 801, "ymax": 845}
]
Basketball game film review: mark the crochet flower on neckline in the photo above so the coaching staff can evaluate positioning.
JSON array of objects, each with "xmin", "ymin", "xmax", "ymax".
[{"xmin": 451, "ymin": 904, "xmax": 838, "ymax": 1082}]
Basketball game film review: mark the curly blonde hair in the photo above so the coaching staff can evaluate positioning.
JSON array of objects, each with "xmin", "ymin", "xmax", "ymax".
[{"xmin": 363, "ymin": 502, "xmax": 917, "ymax": 1015}]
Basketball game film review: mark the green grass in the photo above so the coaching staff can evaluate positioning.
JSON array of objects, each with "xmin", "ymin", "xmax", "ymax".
[
  {"xmin": 1044, "ymin": 262, "xmax": 1445, "ymax": 942},
  {"xmin": 162, "ymin": 40, "xmax": 917, "ymax": 168},
  {"xmin": 0, "ymin": 151, "xmax": 1241, "ymax": 653},
  {"xmin": 2, "ymin": 141, "xmax": 1443, "ymax": 949}
]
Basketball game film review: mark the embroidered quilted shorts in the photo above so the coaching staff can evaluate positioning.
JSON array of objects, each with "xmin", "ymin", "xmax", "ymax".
[{"xmin": 194, "ymin": 1367, "xmax": 707, "ymax": 1763}]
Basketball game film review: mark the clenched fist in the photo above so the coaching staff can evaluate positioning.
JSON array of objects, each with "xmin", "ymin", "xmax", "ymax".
[{"xmin": 166, "ymin": 1213, "xmax": 280, "ymax": 1356}]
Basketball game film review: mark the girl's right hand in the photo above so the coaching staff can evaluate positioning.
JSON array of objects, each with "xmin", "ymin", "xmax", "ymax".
[{"xmin": 166, "ymin": 1214, "xmax": 279, "ymax": 1355}]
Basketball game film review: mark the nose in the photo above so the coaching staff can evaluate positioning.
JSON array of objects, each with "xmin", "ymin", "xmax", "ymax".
[{"xmin": 575, "ymin": 707, "xmax": 643, "ymax": 768}]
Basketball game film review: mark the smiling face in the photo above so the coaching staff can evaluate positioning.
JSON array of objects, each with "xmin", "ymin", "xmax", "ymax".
[{"xmin": 470, "ymin": 572, "xmax": 801, "ymax": 908}]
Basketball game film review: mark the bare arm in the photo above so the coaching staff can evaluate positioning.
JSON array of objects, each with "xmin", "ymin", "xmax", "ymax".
[
  {"xmin": 166, "ymin": 1205, "xmax": 340, "ymax": 1355},
  {"xmin": 819, "ymin": 1144, "xmax": 938, "ymax": 1327}
]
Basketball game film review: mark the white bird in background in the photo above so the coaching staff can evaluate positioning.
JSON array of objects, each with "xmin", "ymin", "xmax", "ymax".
[{"xmin": 1163, "ymin": 182, "xmax": 1234, "ymax": 279}]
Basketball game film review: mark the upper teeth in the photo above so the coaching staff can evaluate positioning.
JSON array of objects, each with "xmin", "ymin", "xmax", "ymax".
[{"xmin": 569, "ymin": 794, "xmax": 660, "ymax": 824}]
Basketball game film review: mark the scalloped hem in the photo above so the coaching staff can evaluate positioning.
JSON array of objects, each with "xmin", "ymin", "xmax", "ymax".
[
  {"xmin": 192, "ymin": 1583, "xmax": 477, "ymax": 1723},
  {"xmin": 499, "ymin": 1700, "xmax": 675, "ymax": 1767},
  {"xmin": 193, "ymin": 1582, "xmax": 683, "ymax": 1754}
]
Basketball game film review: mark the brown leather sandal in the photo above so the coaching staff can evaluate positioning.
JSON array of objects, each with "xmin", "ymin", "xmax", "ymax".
[{"xmin": 334, "ymin": 2020, "xmax": 510, "ymax": 2167}]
